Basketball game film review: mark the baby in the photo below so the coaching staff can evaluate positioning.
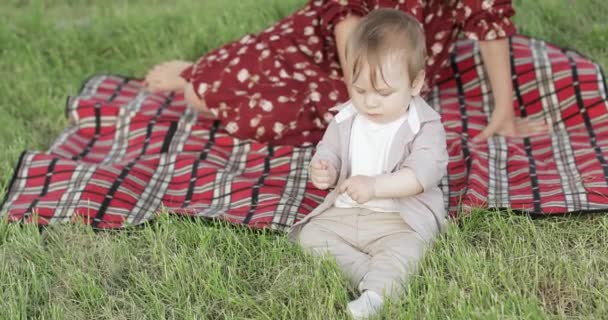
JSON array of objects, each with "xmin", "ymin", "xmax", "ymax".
[{"xmin": 289, "ymin": 9, "xmax": 449, "ymax": 319}]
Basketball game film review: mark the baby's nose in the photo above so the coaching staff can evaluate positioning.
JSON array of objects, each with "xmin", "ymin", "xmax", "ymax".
[{"xmin": 365, "ymin": 95, "xmax": 379, "ymax": 108}]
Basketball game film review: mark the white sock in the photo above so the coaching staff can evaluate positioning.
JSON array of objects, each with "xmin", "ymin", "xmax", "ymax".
[{"xmin": 347, "ymin": 290, "xmax": 384, "ymax": 319}]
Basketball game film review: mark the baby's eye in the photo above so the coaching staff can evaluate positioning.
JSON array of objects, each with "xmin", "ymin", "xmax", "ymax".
[
  {"xmin": 378, "ymin": 91, "xmax": 394, "ymax": 97},
  {"xmin": 354, "ymin": 88, "xmax": 365, "ymax": 94}
]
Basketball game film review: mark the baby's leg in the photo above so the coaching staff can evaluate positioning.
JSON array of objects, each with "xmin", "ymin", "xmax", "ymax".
[
  {"xmin": 297, "ymin": 207, "xmax": 370, "ymax": 288},
  {"xmin": 144, "ymin": 60, "xmax": 192, "ymax": 93},
  {"xmin": 359, "ymin": 213, "xmax": 426, "ymax": 298}
]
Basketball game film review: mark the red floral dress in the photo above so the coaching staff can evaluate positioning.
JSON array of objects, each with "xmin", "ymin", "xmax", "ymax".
[{"xmin": 180, "ymin": 0, "xmax": 516, "ymax": 146}]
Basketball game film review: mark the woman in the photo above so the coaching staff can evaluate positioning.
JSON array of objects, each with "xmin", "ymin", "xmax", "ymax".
[{"xmin": 144, "ymin": 0, "xmax": 548, "ymax": 146}]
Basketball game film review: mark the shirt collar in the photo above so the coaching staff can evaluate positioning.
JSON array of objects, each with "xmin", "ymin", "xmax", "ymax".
[{"xmin": 330, "ymin": 97, "xmax": 433, "ymax": 134}]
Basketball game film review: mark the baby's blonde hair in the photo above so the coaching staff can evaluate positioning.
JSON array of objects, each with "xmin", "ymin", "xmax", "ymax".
[{"xmin": 345, "ymin": 9, "xmax": 426, "ymax": 89}]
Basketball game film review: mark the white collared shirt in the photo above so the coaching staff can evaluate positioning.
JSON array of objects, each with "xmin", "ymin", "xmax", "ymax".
[{"xmin": 333, "ymin": 100, "xmax": 421, "ymax": 211}]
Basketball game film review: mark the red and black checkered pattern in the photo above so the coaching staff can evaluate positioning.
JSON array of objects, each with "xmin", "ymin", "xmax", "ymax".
[{"xmin": 2, "ymin": 35, "xmax": 608, "ymax": 230}]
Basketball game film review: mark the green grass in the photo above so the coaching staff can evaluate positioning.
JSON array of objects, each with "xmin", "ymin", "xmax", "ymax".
[{"xmin": 1, "ymin": 0, "xmax": 607, "ymax": 318}]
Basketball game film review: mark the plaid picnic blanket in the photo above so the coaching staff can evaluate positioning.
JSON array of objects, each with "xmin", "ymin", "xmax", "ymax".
[{"xmin": 2, "ymin": 35, "xmax": 608, "ymax": 230}]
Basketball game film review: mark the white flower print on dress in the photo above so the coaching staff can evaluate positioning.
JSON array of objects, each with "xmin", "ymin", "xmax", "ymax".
[
  {"xmin": 273, "ymin": 122, "xmax": 285, "ymax": 136},
  {"xmin": 197, "ymin": 83, "xmax": 208, "ymax": 96},
  {"xmin": 226, "ymin": 122, "xmax": 239, "ymax": 134},
  {"xmin": 212, "ymin": 80, "xmax": 221, "ymax": 93},
  {"xmin": 497, "ymin": 28, "xmax": 506, "ymax": 37},
  {"xmin": 260, "ymin": 99, "xmax": 274, "ymax": 112},
  {"xmin": 482, "ymin": 0, "xmax": 494, "ymax": 10},
  {"xmin": 237, "ymin": 46, "xmax": 248, "ymax": 55},
  {"xmin": 313, "ymin": 118, "xmax": 324, "ymax": 129},
  {"xmin": 298, "ymin": 44, "xmax": 312, "ymax": 56},
  {"xmin": 314, "ymin": 51, "xmax": 323, "ymax": 63},
  {"xmin": 256, "ymin": 126, "xmax": 265, "ymax": 137},
  {"xmin": 250, "ymin": 115, "xmax": 262, "ymax": 127},
  {"xmin": 248, "ymin": 74, "xmax": 260, "ymax": 89},
  {"xmin": 294, "ymin": 72, "xmax": 306, "ymax": 81},
  {"xmin": 239, "ymin": 35, "xmax": 252, "ymax": 44},
  {"xmin": 486, "ymin": 29, "xmax": 497, "ymax": 40},
  {"xmin": 261, "ymin": 50, "xmax": 270, "ymax": 60},
  {"xmin": 432, "ymin": 43, "xmax": 443, "ymax": 55},
  {"xmin": 237, "ymin": 69, "xmax": 250, "ymax": 83},
  {"xmin": 304, "ymin": 69, "xmax": 317, "ymax": 77},
  {"xmin": 248, "ymin": 93, "xmax": 261, "ymax": 108},
  {"xmin": 329, "ymin": 91, "xmax": 338, "ymax": 101}
]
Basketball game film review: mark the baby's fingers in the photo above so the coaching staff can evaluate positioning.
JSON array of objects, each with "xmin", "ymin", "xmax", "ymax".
[
  {"xmin": 312, "ymin": 175, "xmax": 329, "ymax": 184},
  {"xmin": 315, "ymin": 183, "xmax": 330, "ymax": 190},
  {"xmin": 319, "ymin": 160, "xmax": 330, "ymax": 170},
  {"xmin": 310, "ymin": 168, "xmax": 328, "ymax": 181},
  {"xmin": 310, "ymin": 160, "xmax": 324, "ymax": 170}
]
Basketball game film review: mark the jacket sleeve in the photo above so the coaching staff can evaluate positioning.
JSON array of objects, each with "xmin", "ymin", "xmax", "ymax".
[
  {"xmin": 400, "ymin": 120, "xmax": 448, "ymax": 192},
  {"xmin": 311, "ymin": 118, "xmax": 342, "ymax": 174}
]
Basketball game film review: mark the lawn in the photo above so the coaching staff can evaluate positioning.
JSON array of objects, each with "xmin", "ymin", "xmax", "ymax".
[{"xmin": 1, "ymin": 0, "xmax": 607, "ymax": 319}]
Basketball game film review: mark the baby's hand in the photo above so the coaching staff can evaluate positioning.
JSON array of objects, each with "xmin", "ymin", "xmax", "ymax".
[
  {"xmin": 338, "ymin": 175, "xmax": 375, "ymax": 204},
  {"xmin": 309, "ymin": 159, "xmax": 337, "ymax": 190}
]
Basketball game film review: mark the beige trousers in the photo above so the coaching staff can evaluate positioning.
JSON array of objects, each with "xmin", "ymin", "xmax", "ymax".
[{"xmin": 296, "ymin": 206, "xmax": 426, "ymax": 298}]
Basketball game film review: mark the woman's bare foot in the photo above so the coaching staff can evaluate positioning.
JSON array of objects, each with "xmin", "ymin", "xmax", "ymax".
[
  {"xmin": 474, "ymin": 114, "xmax": 551, "ymax": 141},
  {"xmin": 144, "ymin": 60, "xmax": 193, "ymax": 93}
]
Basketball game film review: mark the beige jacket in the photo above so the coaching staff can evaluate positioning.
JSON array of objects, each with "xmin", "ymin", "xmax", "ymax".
[{"xmin": 289, "ymin": 96, "xmax": 449, "ymax": 242}]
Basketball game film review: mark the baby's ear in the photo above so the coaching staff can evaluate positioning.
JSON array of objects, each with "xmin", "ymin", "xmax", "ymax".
[{"xmin": 411, "ymin": 70, "xmax": 426, "ymax": 96}]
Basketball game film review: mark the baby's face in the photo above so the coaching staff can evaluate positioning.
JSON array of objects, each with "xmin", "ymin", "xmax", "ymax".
[{"xmin": 349, "ymin": 54, "xmax": 421, "ymax": 124}]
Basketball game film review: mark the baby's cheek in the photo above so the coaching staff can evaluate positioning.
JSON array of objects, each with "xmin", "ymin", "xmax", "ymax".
[{"xmin": 350, "ymin": 95, "xmax": 364, "ymax": 108}]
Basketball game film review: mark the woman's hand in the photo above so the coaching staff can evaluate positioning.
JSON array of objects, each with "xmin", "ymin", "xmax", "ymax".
[{"xmin": 334, "ymin": 14, "xmax": 362, "ymax": 86}]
